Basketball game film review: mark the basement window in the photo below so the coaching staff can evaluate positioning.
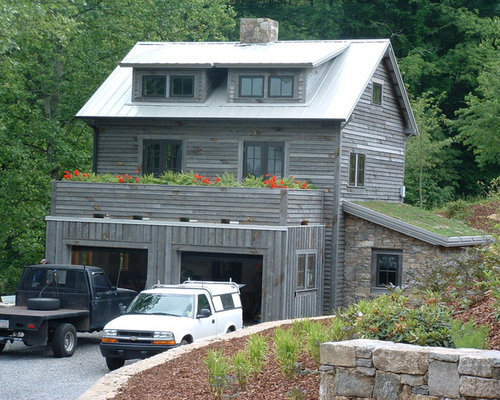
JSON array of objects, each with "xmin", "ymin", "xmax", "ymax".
[{"xmin": 372, "ymin": 249, "xmax": 402, "ymax": 288}]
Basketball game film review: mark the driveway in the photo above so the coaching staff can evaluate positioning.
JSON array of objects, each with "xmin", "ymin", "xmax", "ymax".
[{"xmin": 0, "ymin": 332, "xmax": 136, "ymax": 400}]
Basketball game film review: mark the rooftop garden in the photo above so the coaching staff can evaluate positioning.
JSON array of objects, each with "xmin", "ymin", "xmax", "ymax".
[
  {"xmin": 61, "ymin": 170, "xmax": 313, "ymax": 190},
  {"xmin": 355, "ymin": 200, "xmax": 487, "ymax": 237}
]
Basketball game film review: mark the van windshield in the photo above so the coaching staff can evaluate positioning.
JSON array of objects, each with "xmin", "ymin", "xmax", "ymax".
[{"xmin": 127, "ymin": 293, "xmax": 195, "ymax": 318}]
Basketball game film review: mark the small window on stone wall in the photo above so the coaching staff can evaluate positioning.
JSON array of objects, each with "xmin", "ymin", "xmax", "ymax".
[{"xmin": 371, "ymin": 249, "xmax": 402, "ymax": 288}]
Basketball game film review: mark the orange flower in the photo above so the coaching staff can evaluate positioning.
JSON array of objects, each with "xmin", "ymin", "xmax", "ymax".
[
  {"xmin": 74, "ymin": 169, "xmax": 80, "ymax": 176},
  {"xmin": 265, "ymin": 173, "xmax": 271, "ymax": 177},
  {"xmin": 136, "ymin": 169, "xmax": 140, "ymax": 173},
  {"xmin": 63, "ymin": 174, "xmax": 71, "ymax": 179},
  {"xmin": 203, "ymin": 178, "xmax": 210, "ymax": 184},
  {"xmin": 118, "ymin": 178, "xmax": 124, "ymax": 183},
  {"xmin": 135, "ymin": 177, "xmax": 140, "ymax": 182},
  {"xmin": 83, "ymin": 173, "xmax": 88, "ymax": 178},
  {"xmin": 214, "ymin": 178, "xmax": 220, "ymax": 183},
  {"xmin": 301, "ymin": 183, "xmax": 308, "ymax": 189}
]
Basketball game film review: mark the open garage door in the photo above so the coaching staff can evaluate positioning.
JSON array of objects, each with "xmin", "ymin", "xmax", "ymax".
[
  {"xmin": 72, "ymin": 246, "xmax": 147, "ymax": 292},
  {"xmin": 181, "ymin": 252, "xmax": 263, "ymax": 324}
]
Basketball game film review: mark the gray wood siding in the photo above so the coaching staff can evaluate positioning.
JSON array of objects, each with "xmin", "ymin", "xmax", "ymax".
[
  {"xmin": 45, "ymin": 217, "xmax": 323, "ymax": 322},
  {"xmin": 340, "ymin": 59, "xmax": 407, "ymax": 203},
  {"xmin": 91, "ymin": 119, "xmax": 340, "ymax": 314},
  {"xmin": 335, "ymin": 58, "xmax": 409, "ymax": 308},
  {"xmin": 51, "ymin": 182, "xmax": 323, "ymax": 226}
]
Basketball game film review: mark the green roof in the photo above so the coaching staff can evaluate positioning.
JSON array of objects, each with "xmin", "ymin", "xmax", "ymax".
[{"xmin": 354, "ymin": 201, "xmax": 485, "ymax": 238}]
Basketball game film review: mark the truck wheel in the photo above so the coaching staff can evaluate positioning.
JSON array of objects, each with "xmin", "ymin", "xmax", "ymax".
[
  {"xmin": 52, "ymin": 323, "xmax": 77, "ymax": 357},
  {"xmin": 27, "ymin": 298, "xmax": 60, "ymax": 311},
  {"xmin": 106, "ymin": 357, "xmax": 125, "ymax": 371}
]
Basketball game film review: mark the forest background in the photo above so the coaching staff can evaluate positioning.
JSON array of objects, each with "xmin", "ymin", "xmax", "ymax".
[{"xmin": 0, "ymin": 0, "xmax": 498, "ymax": 288}]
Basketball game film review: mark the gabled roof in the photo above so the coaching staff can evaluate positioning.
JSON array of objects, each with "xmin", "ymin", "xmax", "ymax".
[
  {"xmin": 77, "ymin": 39, "xmax": 417, "ymax": 134},
  {"xmin": 343, "ymin": 201, "xmax": 493, "ymax": 247}
]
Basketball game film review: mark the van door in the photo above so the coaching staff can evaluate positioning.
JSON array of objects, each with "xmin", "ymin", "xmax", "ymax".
[{"xmin": 194, "ymin": 294, "xmax": 217, "ymax": 339}]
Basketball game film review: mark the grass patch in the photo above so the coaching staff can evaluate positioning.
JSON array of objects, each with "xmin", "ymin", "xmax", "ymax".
[{"xmin": 355, "ymin": 201, "xmax": 486, "ymax": 237}]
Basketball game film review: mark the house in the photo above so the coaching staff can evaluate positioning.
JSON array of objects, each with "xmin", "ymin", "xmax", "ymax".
[{"xmin": 44, "ymin": 18, "xmax": 491, "ymax": 322}]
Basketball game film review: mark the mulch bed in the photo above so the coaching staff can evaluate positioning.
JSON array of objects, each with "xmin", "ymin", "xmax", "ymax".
[{"xmin": 112, "ymin": 328, "xmax": 320, "ymax": 400}]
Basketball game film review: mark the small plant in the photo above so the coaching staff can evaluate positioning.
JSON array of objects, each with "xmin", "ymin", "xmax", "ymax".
[
  {"xmin": 231, "ymin": 350, "xmax": 252, "ymax": 390},
  {"xmin": 274, "ymin": 327, "xmax": 302, "ymax": 377},
  {"xmin": 450, "ymin": 319, "xmax": 490, "ymax": 349},
  {"xmin": 246, "ymin": 334, "xmax": 268, "ymax": 375},
  {"xmin": 205, "ymin": 349, "xmax": 230, "ymax": 399},
  {"xmin": 328, "ymin": 316, "xmax": 352, "ymax": 342},
  {"xmin": 287, "ymin": 387, "xmax": 307, "ymax": 400}
]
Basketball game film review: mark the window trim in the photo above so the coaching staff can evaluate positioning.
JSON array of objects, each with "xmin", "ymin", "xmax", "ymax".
[
  {"xmin": 170, "ymin": 75, "xmax": 195, "ymax": 98},
  {"xmin": 348, "ymin": 152, "xmax": 365, "ymax": 187},
  {"xmin": 239, "ymin": 75, "xmax": 265, "ymax": 97},
  {"xmin": 243, "ymin": 141, "xmax": 285, "ymax": 178},
  {"xmin": 268, "ymin": 75, "xmax": 294, "ymax": 98},
  {"xmin": 372, "ymin": 81, "xmax": 383, "ymax": 105},
  {"xmin": 371, "ymin": 249, "xmax": 402, "ymax": 289},
  {"xmin": 142, "ymin": 139, "xmax": 183, "ymax": 176},
  {"xmin": 296, "ymin": 251, "xmax": 317, "ymax": 291}
]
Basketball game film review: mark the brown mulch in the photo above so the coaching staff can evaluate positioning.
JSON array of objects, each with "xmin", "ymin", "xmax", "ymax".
[
  {"xmin": 112, "ymin": 327, "xmax": 320, "ymax": 400},
  {"xmin": 452, "ymin": 292, "xmax": 500, "ymax": 350}
]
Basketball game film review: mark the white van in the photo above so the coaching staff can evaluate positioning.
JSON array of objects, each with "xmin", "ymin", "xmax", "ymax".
[{"xmin": 99, "ymin": 281, "xmax": 243, "ymax": 370}]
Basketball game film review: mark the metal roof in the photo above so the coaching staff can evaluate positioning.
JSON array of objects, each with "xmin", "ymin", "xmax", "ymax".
[
  {"xmin": 77, "ymin": 39, "xmax": 417, "ymax": 133},
  {"xmin": 343, "ymin": 201, "xmax": 494, "ymax": 247}
]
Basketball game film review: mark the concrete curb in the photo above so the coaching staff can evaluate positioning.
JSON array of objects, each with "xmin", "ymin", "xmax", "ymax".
[{"xmin": 77, "ymin": 320, "xmax": 296, "ymax": 400}]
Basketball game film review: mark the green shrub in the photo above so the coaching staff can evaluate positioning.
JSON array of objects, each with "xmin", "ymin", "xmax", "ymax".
[
  {"xmin": 205, "ymin": 349, "xmax": 230, "ymax": 399},
  {"xmin": 451, "ymin": 319, "xmax": 490, "ymax": 349},
  {"xmin": 305, "ymin": 322, "xmax": 329, "ymax": 364},
  {"xmin": 442, "ymin": 199, "xmax": 472, "ymax": 220},
  {"xmin": 337, "ymin": 290, "xmax": 454, "ymax": 347},
  {"xmin": 274, "ymin": 327, "xmax": 301, "ymax": 377},
  {"xmin": 0, "ymin": 265, "xmax": 22, "ymax": 295},
  {"xmin": 231, "ymin": 350, "xmax": 252, "ymax": 390},
  {"xmin": 246, "ymin": 334, "xmax": 268, "ymax": 375}
]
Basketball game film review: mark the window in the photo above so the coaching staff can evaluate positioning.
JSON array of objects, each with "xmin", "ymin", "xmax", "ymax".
[
  {"xmin": 143, "ymin": 139, "xmax": 182, "ymax": 176},
  {"xmin": 372, "ymin": 82, "xmax": 383, "ymax": 105},
  {"xmin": 372, "ymin": 250, "xmax": 402, "ymax": 288},
  {"xmin": 239, "ymin": 76, "xmax": 264, "ymax": 97},
  {"xmin": 269, "ymin": 76, "xmax": 294, "ymax": 97},
  {"xmin": 197, "ymin": 294, "xmax": 212, "ymax": 313},
  {"xmin": 219, "ymin": 293, "xmax": 235, "ymax": 310},
  {"xmin": 297, "ymin": 253, "xmax": 316, "ymax": 290},
  {"xmin": 243, "ymin": 142, "xmax": 284, "ymax": 177},
  {"xmin": 170, "ymin": 76, "xmax": 194, "ymax": 97},
  {"xmin": 142, "ymin": 75, "xmax": 166, "ymax": 97},
  {"xmin": 349, "ymin": 153, "xmax": 365, "ymax": 186}
]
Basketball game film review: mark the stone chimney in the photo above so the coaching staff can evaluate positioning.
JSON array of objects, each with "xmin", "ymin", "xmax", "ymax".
[{"xmin": 240, "ymin": 18, "xmax": 279, "ymax": 44}]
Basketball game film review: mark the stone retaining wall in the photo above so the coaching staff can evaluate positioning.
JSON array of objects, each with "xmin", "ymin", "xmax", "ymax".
[{"xmin": 320, "ymin": 339, "xmax": 500, "ymax": 400}]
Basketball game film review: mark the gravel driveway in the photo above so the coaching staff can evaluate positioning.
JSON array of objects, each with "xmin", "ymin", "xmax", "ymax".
[{"xmin": 0, "ymin": 332, "xmax": 136, "ymax": 400}]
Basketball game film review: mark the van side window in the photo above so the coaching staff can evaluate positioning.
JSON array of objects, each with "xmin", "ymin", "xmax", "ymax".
[{"xmin": 220, "ymin": 293, "xmax": 235, "ymax": 310}]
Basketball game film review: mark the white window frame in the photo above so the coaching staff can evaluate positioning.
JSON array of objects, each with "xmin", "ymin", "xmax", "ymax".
[{"xmin": 348, "ymin": 152, "xmax": 365, "ymax": 187}]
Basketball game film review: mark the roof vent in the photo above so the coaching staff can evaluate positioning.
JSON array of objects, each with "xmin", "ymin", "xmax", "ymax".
[{"xmin": 240, "ymin": 18, "xmax": 279, "ymax": 44}]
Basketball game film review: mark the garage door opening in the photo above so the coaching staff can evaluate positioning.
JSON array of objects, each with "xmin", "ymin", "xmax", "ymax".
[
  {"xmin": 181, "ymin": 252, "xmax": 263, "ymax": 324},
  {"xmin": 71, "ymin": 246, "xmax": 147, "ymax": 292}
]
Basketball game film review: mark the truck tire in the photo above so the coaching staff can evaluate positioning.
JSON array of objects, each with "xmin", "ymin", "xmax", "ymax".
[
  {"xmin": 106, "ymin": 357, "xmax": 125, "ymax": 371},
  {"xmin": 27, "ymin": 298, "xmax": 60, "ymax": 311},
  {"xmin": 52, "ymin": 323, "xmax": 77, "ymax": 357}
]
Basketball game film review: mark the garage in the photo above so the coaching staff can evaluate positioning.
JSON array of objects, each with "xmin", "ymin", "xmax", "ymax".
[
  {"xmin": 71, "ymin": 246, "xmax": 148, "ymax": 292},
  {"xmin": 181, "ymin": 252, "xmax": 263, "ymax": 323}
]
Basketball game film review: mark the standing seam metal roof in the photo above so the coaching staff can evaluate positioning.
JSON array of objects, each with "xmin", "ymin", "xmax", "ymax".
[{"xmin": 76, "ymin": 39, "xmax": 417, "ymax": 134}]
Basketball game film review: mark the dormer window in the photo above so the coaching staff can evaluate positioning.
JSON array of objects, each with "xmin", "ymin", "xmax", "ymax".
[
  {"xmin": 240, "ymin": 76, "xmax": 264, "ymax": 97},
  {"xmin": 269, "ymin": 76, "xmax": 293, "ymax": 97},
  {"xmin": 142, "ymin": 75, "xmax": 166, "ymax": 97},
  {"xmin": 170, "ymin": 76, "xmax": 194, "ymax": 97}
]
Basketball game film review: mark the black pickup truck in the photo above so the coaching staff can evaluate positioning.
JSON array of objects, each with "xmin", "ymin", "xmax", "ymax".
[{"xmin": 0, "ymin": 264, "xmax": 136, "ymax": 357}]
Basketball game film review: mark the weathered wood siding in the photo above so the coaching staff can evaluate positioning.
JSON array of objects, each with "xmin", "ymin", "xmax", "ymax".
[
  {"xmin": 286, "ymin": 226, "xmax": 325, "ymax": 318},
  {"xmin": 45, "ymin": 217, "xmax": 324, "ymax": 322},
  {"xmin": 91, "ymin": 119, "xmax": 340, "ymax": 314},
  {"xmin": 51, "ymin": 182, "xmax": 323, "ymax": 226},
  {"xmin": 336, "ymin": 58, "xmax": 408, "ymax": 307}
]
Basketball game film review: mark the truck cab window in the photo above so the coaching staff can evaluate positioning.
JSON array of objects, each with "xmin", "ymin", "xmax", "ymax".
[{"xmin": 93, "ymin": 272, "xmax": 113, "ymax": 292}]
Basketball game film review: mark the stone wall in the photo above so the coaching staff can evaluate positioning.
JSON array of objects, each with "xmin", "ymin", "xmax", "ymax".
[
  {"xmin": 320, "ymin": 339, "xmax": 500, "ymax": 400},
  {"xmin": 343, "ymin": 215, "xmax": 465, "ymax": 306}
]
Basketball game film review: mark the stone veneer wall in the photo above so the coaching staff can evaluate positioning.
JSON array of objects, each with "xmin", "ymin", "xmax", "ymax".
[
  {"xmin": 320, "ymin": 339, "xmax": 500, "ymax": 400},
  {"xmin": 343, "ymin": 215, "xmax": 465, "ymax": 306}
]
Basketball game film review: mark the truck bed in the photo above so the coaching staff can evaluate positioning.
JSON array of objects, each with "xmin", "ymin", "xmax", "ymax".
[{"xmin": 0, "ymin": 306, "xmax": 89, "ymax": 319}]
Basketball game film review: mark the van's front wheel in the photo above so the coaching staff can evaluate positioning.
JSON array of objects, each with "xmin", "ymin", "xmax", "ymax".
[
  {"xmin": 106, "ymin": 357, "xmax": 125, "ymax": 371},
  {"xmin": 52, "ymin": 323, "xmax": 77, "ymax": 357}
]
